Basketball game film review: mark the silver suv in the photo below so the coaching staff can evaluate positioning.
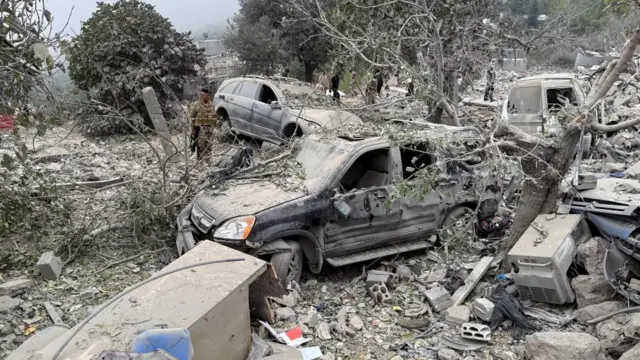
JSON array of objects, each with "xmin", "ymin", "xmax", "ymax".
[{"xmin": 213, "ymin": 77, "xmax": 363, "ymax": 144}]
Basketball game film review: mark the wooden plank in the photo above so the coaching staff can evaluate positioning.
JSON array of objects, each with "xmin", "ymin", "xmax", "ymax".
[
  {"xmin": 451, "ymin": 256, "xmax": 494, "ymax": 306},
  {"xmin": 44, "ymin": 301, "xmax": 64, "ymax": 325}
]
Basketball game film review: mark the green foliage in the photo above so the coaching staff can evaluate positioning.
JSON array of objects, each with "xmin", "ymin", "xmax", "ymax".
[
  {"xmin": 65, "ymin": 0, "xmax": 206, "ymax": 117},
  {"xmin": 224, "ymin": 0, "xmax": 333, "ymax": 81}
]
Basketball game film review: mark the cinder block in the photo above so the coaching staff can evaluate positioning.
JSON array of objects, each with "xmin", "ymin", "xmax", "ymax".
[
  {"xmin": 472, "ymin": 298, "xmax": 495, "ymax": 322},
  {"xmin": 368, "ymin": 283, "xmax": 392, "ymax": 303},
  {"xmin": 461, "ymin": 323, "xmax": 491, "ymax": 342},
  {"xmin": 425, "ymin": 286, "xmax": 453, "ymax": 312},
  {"xmin": 37, "ymin": 252, "xmax": 64, "ymax": 280},
  {"xmin": 366, "ymin": 270, "xmax": 394, "ymax": 289},
  {"xmin": 0, "ymin": 278, "xmax": 33, "ymax": 296},
  {"xmin": 445, "ymin": 305, "xmax": 471, "ymax": 326}
]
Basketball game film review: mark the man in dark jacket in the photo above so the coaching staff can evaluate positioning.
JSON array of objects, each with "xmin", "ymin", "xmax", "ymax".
[
  {"xmin": 331, "ymin": 72, "xmax": 341, "ymax": 103},
  {"xmin": 375, "ymin": 70, "xmax": 384, "ymax": 95}
]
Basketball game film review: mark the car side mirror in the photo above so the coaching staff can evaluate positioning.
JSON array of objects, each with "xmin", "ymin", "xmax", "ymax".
[{"xmin": 270, "ymin": 101, "xmax": 281, "ymax": 109}]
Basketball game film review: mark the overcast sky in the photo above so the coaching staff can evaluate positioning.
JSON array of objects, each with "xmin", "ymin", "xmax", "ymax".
[{"xmin": 48, "ymin": 0, "xmax": 238, "ymax": 36}]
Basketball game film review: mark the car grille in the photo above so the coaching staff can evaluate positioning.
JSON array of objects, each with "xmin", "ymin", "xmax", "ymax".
[{"xmin": 190, "ymin": 203, "xmax": 216, "ymax": 233}]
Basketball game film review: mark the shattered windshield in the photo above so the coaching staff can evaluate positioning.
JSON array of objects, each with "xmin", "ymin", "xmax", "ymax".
[
  {"xmin": 507, "ymin": 86, "xmax": 541, "ymax": 114},
  {"xmin": 296, "ymin": 137, "xmax": 353, "ymax": 192}
]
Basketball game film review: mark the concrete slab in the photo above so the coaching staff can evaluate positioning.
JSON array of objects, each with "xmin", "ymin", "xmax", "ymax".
[{"xmin": 36, "ymin": 241, "xmax": 268, "ymax": 360}]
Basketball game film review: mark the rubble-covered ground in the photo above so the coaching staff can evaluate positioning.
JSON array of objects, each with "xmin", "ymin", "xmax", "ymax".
[{"xmin": 2, "ymin": 66, "xmax": 640, "ymax": 359}]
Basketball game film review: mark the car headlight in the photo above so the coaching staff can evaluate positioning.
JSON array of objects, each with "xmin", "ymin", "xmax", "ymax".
[
  {"xmin": 307, "ymin": 122, "xmax": 321, "ymax": 130},
  {"xmin": 213, "ymin": 216, "xmax": 256, "ymax": 240}
]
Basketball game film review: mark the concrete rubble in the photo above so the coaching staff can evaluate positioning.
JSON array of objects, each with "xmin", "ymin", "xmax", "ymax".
[{"xmin": 4, "ymin": 52, "xmax": 640, "ymax": 359}]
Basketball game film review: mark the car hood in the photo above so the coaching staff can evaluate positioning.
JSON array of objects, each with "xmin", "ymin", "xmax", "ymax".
[
  {"xmin": 571, "ymin": 178, "xmax": 640, "ymax": 217},
  {"xmin": 287, "ymin": 108, "xmax": 363, "ymax": 128},
  {"xmin": 193, "ymin": 181, "xmax": 306, "ymax": 225}
]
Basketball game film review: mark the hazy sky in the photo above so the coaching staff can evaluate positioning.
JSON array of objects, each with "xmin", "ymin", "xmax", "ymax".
[{"xmin": 48, "ymin": 0, "xmax": 238, "ymax": 36}]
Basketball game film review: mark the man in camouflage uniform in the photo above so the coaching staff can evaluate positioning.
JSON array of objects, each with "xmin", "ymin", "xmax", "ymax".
[
  {"xmin": 365, "ymin": 74, "xmax": 377, "ymax": 105},
  {"xmin": 190, "ymin": 88, "xmax": 218, "ymax": 160}
]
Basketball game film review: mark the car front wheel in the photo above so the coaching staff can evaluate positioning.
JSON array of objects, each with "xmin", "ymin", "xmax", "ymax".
[{"xmin": 270, "ymin": 241, "xmax": 303, "ymax": 287}]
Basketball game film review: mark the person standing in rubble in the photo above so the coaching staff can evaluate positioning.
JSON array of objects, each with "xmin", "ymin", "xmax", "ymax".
[
  {"xmin": 349, "ymin": 69, "xmax": 359, "ymax": 96},
  {"xmin": 483, "ymin": 63, "xmax": 496, "ymax": 102},
  {"xmin": 190, "ymin": 88, "xmax": 218, "ymax": 160},
  {"xmin": 406, "ymin": 78, "xmax": 414, "ymax": 97},
  {"xmin": 330, "ymin": 71, "xmax": 341, "ymax": 103},
  {"xmin": 365, "ymin": 73, "xmax": 377, "ymax": 105},
  {"xmin": 318, "ymin": 72, "xmax": 329, "ymax": 93},
  {"xmin": 375, "ymin": 69, "xmax": 384, "ymax": 95}
]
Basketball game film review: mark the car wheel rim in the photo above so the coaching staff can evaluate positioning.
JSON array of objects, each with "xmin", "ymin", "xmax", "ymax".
[{"xmin": 287, "ymin": 251, "xmax": 300, "ymax": 283}]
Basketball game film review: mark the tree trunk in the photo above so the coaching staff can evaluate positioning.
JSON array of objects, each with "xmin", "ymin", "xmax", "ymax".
[
  {"xmin": 501, "ymin": 127, "xmax": 582, "ymax": 267},
  {"xmin": 303, "ymin": 62, "xmax": 316, "ymax": 83}
]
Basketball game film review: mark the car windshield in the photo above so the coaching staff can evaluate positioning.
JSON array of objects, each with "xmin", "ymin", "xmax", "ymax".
[
  {"xmin": 507, "ymin": 86, "xmax": 541, "ymax": 114},
  {"xmin": 295, "ymin": 136, "xmax": 354, "ymax": 192}
]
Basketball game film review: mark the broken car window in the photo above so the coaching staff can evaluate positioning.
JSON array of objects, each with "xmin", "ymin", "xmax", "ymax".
[
  {"xmin": 546, "ymin": 88, "xmax": 577, "ymax": 113},
  {"xmin": 258, "ymin": 85, "xmax": 279, "ymax": 104},
  {"xmin": 399, "ymin": 143, "xmax": 436, "ymax": 180},
  {"xmin": 238, "ymin": 81, "xmax": 259, "ymax": 99},
  {"xmin": 340, "ymin": 148, "xmax": 390, "ymax": 192},
  {"xmin": 507, "ymin": 86, "xmax": 541, "ymax": 114}
]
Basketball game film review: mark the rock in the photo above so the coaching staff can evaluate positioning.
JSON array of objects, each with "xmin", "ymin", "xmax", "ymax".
[
  {"xmin": 626, "ymin": 160, "xmax": 640, "ymax": 177},
  {"xmin": 78, "ymin": 286, "xmax": 100, "ymax": 300},
  {"xmin": 37, "ymin": 251, "xmax": 64, "ymax": 280},
  {"xmin": 321, "ymin": 285, "xmax": 327, "ymax": 293},
  {"xmin": 577, "ymin": 238, "xmax": 606, "ymax": 275},
  {"xmin": 336, "ymin": 307, "xmax": 355, "ymax": 336},
  {"xmin": 300, "ymin": 311, "xmax": 319, "ymax": 328},
  {"xmin": 1, "ymin": 325, "xmax": 13, "ymax": 336},
  {"xmin": 348, "ymin": 314, "xmax": 364, "ymax": 330},
  {"xmin": 272, "ymin": 290, "xmax": 298, "ymax": 307},
  {"xmin": 623, "ymin": 313, "xmax": 640, "ymax": 338},
  {"xmin": 524, "ymin": 332, "xmax": 605, "ymax": 360},
  {"xmin": 596, "ymin": 315, "xmax": 627, "ymax": 348},
  {"xmin": 13, "ymin": 335, "xmax": 27, "ymax": 344},
  {"xmin": 275, "ymin": 307, "xmax": 297, "ymax": 322},
  {"xmin": 445, "ymin": 305, "xmax": 471, "ymax": 326},
  {"xmin": 0, "ymin": 296, "xmax": 21, "ymax": 314},
  {"xmin": 390, "ymin": 356, "xmax": 404, "ymax": 360},
  {"xmin": 304, "ymin": 279, "xmax": 318, "ymax": 287},
  {"xmin": 438, "ymin": 348, "xmax": 462, "ymax": 360},
  {"xmin": 425, "ymin": 286, "xmax": 453, "ymax": 312},
  {"xmin": 319, "ymin": 354, "xmax": 335, "ymax": 360},
  {"xmin": 571, "ymin": 275, "xmax": 612, "ymax": 308},
  {"xmin": 573, "ymin": 301, "xmax": 626, "ymax": 324},
  {"xmin": 396, "ymin": 265, "xmax": 414, "ymax": 281},
  {"xmin": 427, "ymin": 268, "xmax": 447, "ymax": 284},
  {"xmin": 0, "ymin": 278, "xmax": 33, "ymax": 296},
  {"xmin": 316, "ymin": 322, "xmax": 332, "ymax": 340},
  {"xmin": 619, "ymin": 342, "xmax": 640, "ymax": 360}
]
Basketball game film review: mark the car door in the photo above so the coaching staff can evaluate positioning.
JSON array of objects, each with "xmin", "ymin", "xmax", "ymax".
[
  {"xmin": 252, "ymin": 83, "xmax": 285, "ymax": 143},
  {"xmin": 323, "ymin": 145, "xmax": 404, "ymax": 257},
  {"xmin": 229, "ymin": 80, "xmax": 260, "ymax": 136}
]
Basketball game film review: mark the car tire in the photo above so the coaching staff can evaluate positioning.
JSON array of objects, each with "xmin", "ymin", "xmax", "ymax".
[
  {"xmin": 440, "ymin": 205, "xmax": 475, "ymax": 243},
  {"xmin": 270, "ymin": 241, "xmax": 303, "ymax": 287}
]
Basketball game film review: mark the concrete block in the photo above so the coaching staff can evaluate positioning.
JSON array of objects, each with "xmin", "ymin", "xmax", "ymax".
[
  {"xmin": 275, "ymin": 307, "xmax": 297, "ymax": 322},
  {"xmin": 37, "ymin": 252, "xmax": 64, "ymax": 280},
  {"xmin": 472, "ymin": 298, "xmax": 495, "ymax": 322},
  {"xmin": 0, "ymin": 295, "xmax": 22, "ymax": 314},
  {"xmin": 461, "ymin": 323, "xmax": 491, "ymax": 342},
  {"xmin": 624, "ymin": 313, "xmax": 640, "ymax": 338},
  {"xmin": 445, "ymin": 305, "xmax": 471, "ymax": 326},
  {"xmin": 0, "ymin": 278, "xmax": 33, "ymax": 296},
  {"xmin": 368, "ymin": 283, "xmax": 392, "ymax": 303},
  {"xmin": 571, "ymin": 275, "xmax": 611, "ymax": 309},
  {"xmin": 425, "ymin": 286, "xmax": 453, "ymax": 312},
  {"xmin": 366, "ymin": 270, "xmax": 393, "ymax": 289}
]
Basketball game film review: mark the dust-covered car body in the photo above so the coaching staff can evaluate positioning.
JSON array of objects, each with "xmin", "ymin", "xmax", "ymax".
[
  {"xmin": 213, "ymin": 76, "xmax": 363, "ymax": 144},
  {"xmin": 567, "ymin": 178, "xmax": 640, "ymax": 303},
  {"xmin": 176, "ymin": 124, "xmax": 502, "ymax": 283}
]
